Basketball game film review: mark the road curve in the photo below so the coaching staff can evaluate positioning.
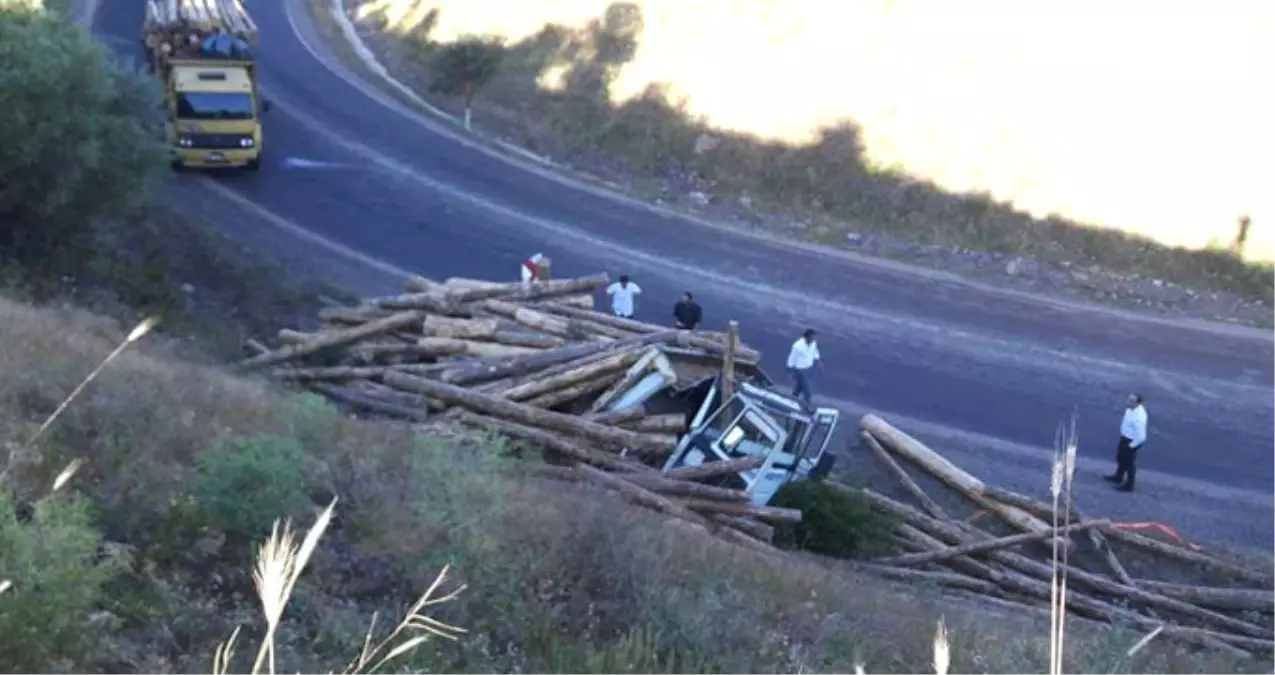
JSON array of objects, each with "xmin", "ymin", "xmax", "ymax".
[{"xmin": 96, "ymin": 0, "xmax": 1273, "ymax": 543}]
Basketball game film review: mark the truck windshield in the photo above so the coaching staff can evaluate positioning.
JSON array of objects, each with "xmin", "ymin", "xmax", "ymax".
[{"xmin": 176, "ymin": 92, "xmax": 255, "ymax": 120}]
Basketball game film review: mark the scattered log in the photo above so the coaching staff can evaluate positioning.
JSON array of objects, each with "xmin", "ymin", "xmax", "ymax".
[
  {"xmin": 523, "ymin": 370, "xmax": 625, "ymax": 410},
  {"xmin": 1132, "ymin": 579, "xmax": 1274, "ymax": 613},
  {"xmin": 269, "ymin": 364, "xmax": 445, "ymax": 381},
  {"xmin": 404, "ymin": 275, "xmax": 440, "ymax": 293},
  {"xmin": 416, "ymin": 337, "xmax": 539, "ymax": 359},
  {"xmin": 420, "ymin": 315, "xmax": 500, "ymax": 340},
  {"xmin": 381, "ymin": 372, "xmax": 674, "ymax": 455},
  {"xmin": 534, "ymin": 302, "xmax": 761, "ymax": 362},
  {"xmin": 240, "ymin": 311, "xmax": 424, "ymax": 370},
  {"xmin": 875, "ymin": 520, "xmax": 1111, "ymax": 568},
  {"xmin": 860, "ymin": 430, "xmax": 950, "ymax": 521},
  {"xmin": 277, "ymin": 328, "xmax": 312, "ymax": 345},
  {"xmin": 623, "ymin": 414, "xmax": 686, "ymax": 435},
  {"xmin": 440, "ymin": 331, "xmax": 676, "ymax": 386},
  {"xmin": 670, "ymin": 331, "xmax": 761, "ymax": 363},
  {"xmin": 489, "ymin": 330, "xmax": 566, "ymax": 349},
  {"xmin": 711, "ymin": 514, "xmax": 774, "ymax": 543},
  {"xmin": 862, "ymin": 564, "xmax": 1004, "ymax": 595},
  {"xmin": 307, "ymin": 382, "xmax": 430, "ymax": 422},
  {"xmin": 585, "ymin": 405, "xmax": 647, "ymax": 426},
  {"xmin": 588, "ymin": 348, "xmax": 662, "ymax": 413},
  {"xmin": 619, "ymin": 473, "xmax": 752, "ymax": 502},
  {"xmin": 894, "ymin": 524, "xmax": 997, "ymax": 580},
  {"xmin": 483, "ymin": 299, "xmax": 573, "ymax": 337},
  {"xmin": 372, "ymin": 291, "xmax": 461, "ymax": 314},
  {"xmin": 502, "ymin": 348, "xmax": 645, "ymax": 401},
  {"xmin": 678, "ymin": 498, "xmax": 803, "ymax": 525},
  {"xmin": 454, "ymin": 411, "xmax": 648, "ymax": 473},
  {"xmin": 1103, "ymin": 528, "xmax": 1273, "ymax": 587},
  {"xmin": 661, "ymin": 456, "xmax": 763, "ymax": 482},
  {"xmin": 571, "ymin": 464, "xmax": 709, "ymax": 527},
  {"xmin": 444, "ymin": 273, "xmax": 609, "ymax": 303},
  {"xmin": 721, "ymin": 320, "xmax": 739, "ymax": 402},
  {"xmin": 861, "ymin": 415, "xmax": 1053, "ymax": 539},
  {"xmin": 318, "ymin": 305, "xmax": 391, "ymax": 325}
]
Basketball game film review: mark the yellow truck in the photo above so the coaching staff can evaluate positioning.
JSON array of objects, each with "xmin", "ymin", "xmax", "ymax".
[{"xmin": 142, "ymin": 0, "xmax": 269, "ymax": 171}]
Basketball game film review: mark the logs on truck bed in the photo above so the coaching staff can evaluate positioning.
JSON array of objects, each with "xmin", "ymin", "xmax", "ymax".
[{"xmin": 854, "ymin": 410, "xmax": 1275, "ymax": 658}]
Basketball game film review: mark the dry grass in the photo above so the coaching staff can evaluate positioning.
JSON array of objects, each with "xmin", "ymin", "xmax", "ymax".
[
  {"xmin": 329, "ymin": 0, "xmax": 1273, "ymax": 303},
  {"xmin": 0, "ymin": 296, "xmax": 1265, "ymax": 673}
]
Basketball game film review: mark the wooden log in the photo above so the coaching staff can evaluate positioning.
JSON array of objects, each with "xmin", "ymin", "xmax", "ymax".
[
  {"xmin": 588, "ymin": 348, "xmax": 662, "ymax": 413},
  {"xmin": 712, "ymin": 515, "xmax": 774, "ymax": 543},
  {"xmin": 678, "ymin": 498, "xmax": 803, "ymax": 524},
  {"xmin": 318, "ymin": 305, "xmax": 391, "ymax": 325},
  {"xmin": 240, "ymin": 311, "xmax": 424, "ymax": 370},
  {"xmin": 381, "ymin": 372, "xmax": 674, "ymax": 455},
  {"xmin": 1103, "ymin": 528, "xmax": 1273, "ymax": 587},
  {"xmin": 862, "ymin": 564, "xmax": 1003, "ymax": 595},
  {"xmin": 894, "ymin": 523, "xmax": 997, "ymax": 580},
  {"xmin": 444, "ymin": 273, "xmax": 609, "ymax": 303},
  {"xmin": 1132, "ymin": 579, "xmax": 1274, "ymax": 612},
  {"xmin": 661, "ymin": 456, "xmax": 764, "ymax": 482},
  {"xmin": 277, "ymin": 328, "xmax": 312, "ymax": 345},
  {"xmin": 372, "ymin": 291, "xmax": 463, "ymax": 315},
  {"xmin": 454, "ymin": 412, "xmax": 648, "ymax": 473},
  {"xmin": 623, "ymin": 414, "xmax": 687, "ymax": 435},
  {"xmin": 670, "ymin": 330, "xmax": 761, "ymax": 363},
  {"xmin": 489, "ymin": 330, "xmax": 565, "ymax": 349},
  {"xmin": 523, "ymin": 369, "xmax": 625, "ymax": 410},
  {"xmin": 876, "ymin": 520, "xmax": 1111, "ymax": 568},
  {"xmin": 306, "ymin": 382, "xmax": 430, "ymax": 422},
  {"xmin": 476, "ymin": 348, "xmax": 621, "ymax": 394},
  {"xmin": 270, "ymin": 363, "xmax": 450, "ymax": 381},
  {"xmin": 502, "ymin": 348, "xmax": 645, "ymax": 401},
  {"xmin": 619, "ymin": 473, "xmax": 752, "ymax": 502},
  {"xmin": 482, "ymin": 299, "xmax": 574, "ymax": 337},
  {"xmin": 417, "ymin": 337, "xmax": 539, "ymax": 358},
  {"xmin": 441, "ymin": 331, "xmax": 676, "ymax": 386},
  {"xmin": 420, "ymin": 315, "xmax": 500, "ymax": 340},
  {"xmin": 572, "ymin": 464, "xmax": 710, "ymax": 526},
  {"xmin": 404, "ymin": 275, "xmax": 440, "ymax": 292},
  {"xmin": 721, "ymin": 320, "xmax": 739, "ymax": 402},
  {"xmin": 861, "ymin": 415, "xmax": 1053, "ymax": 539},
  {"xmin": 860, "ymin": 430, "xmax": 950, "ymax": 521},
  {"xmin": 585, "ymin": 405, "xmax": 648, "ymax": 426}
]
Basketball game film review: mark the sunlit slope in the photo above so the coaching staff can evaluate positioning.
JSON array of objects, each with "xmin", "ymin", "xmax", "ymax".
[{"xmin": 360, "ymin": 0, "xmax": 1274, "ymax": 261}]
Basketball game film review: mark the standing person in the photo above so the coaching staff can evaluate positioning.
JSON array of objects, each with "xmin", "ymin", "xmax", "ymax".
[
  {"xmin": 786, "ymin": 329, "xmax": 821, "ymax": 409},
  {"xmin": 1105, "ymin": 393, "xmax": 1148, "ymax": 492},
  {"xmin": 672, "ymin": 292, "xmax": 702, "ymax": 329},
  {"xmin": 606, "ymin": 275, "xmax": 641, "ymax": 318}
]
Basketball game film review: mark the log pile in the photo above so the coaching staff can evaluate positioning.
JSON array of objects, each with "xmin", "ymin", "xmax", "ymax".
[
  {"xmin": 244, "ymin": 272, "xmax": 788, "ymax": 549},
  {"xmin": 845, "ymin": 413, "xmax": 1275, "ymax": 658}
]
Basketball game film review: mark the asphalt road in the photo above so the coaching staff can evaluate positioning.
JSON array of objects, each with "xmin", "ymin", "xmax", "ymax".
[{"xmin": 96, "ymin": 1, "xmax": 1274, "ymax": 546}]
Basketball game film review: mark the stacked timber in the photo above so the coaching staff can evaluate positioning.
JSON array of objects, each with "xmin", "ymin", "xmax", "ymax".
[
  {"xmin": 842, "ymin": 414, "xmax": 1275, "ymax": 658},
  {"xmin": 244, "ymin": 272, "xmax": 788, "ymax": 551}
]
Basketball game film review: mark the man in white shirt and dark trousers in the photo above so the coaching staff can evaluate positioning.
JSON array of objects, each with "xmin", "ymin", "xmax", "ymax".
[
  {"xmin": 1105, "ymin": 393, "xmax": 1148, "ymax": 492},
  {"xmin": 606, "ymin": 275, "xmax": 641, "ymax": 318},
  {"xmin": 787, "ymin": 329, "xmax": 821, "ymax": 410}
]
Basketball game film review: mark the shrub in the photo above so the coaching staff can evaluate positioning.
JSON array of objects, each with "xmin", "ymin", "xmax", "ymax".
[
  {"xmin": 0, "ymin": 7, "xmax": 166, "ymax": 271},
  {"xmin": 0, "ymin": 491, "xmax": 114, "ymax": 672},
  {"xmin": 188, "ymin": 434, "xmax": 313, "ymax": 544},
  {"xmin": 770, "ymin": 481, "xmax": 897, "ymax": 559},
  {"xmin": 427, "ymin": 36, "xmax": 505, "ymax": 128}
]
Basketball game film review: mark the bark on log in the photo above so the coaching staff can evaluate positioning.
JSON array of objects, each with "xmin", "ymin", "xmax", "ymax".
[
  {"xmin": 270, "ymin": 363, "xmax": 450, "ymax": 381},
  {"xmin": 306, "ymin": 382, "xmax": 430, "ymax": 421},
  {"xmin": 585, "ymin": 405, "xmax": 648, "ymax": 426},
  {"xmin": 678, "ymin": 498, "xmax": 803, "ymax": 524},
  {"xmin": 476, "ymin": 348, "xmax": 621, "ymax": 394},
  {"xmin": 1132, "ymin": 579, "xmax": 1274, "ymax": 612},
  {"xmin": 588, "ymin": 348, "xmax": 662, "ymax": 413},
  {"xmin": 372, "ymin": 291, "xmax": 463, "ymax": 314},
  {"xmin": 712, "ymin": 515, "xmax": 774, "ymax": 543},
  {"xmin": 620, "ymin": 473, "xmax": 752, "ymax": 502},
  {"xmin": 876, "ymin": 520, "xmax": 1111, "ymax": 568},
  {"xmin": 623, "ymin": 414, "xmax": 687, "ymax": 435},
  {"xmin": 661, "ymin": 456, "xmax": 764, "ymax": 481},
  {"xmin": 482, "ymin": 299, "xmax": 573, "ymax": 337},
  {"xmin": 489, "ymin": 330, "xmax": 566, "ymax": 349},
  {"xmin": 860, "ymin": 430, "xmax": 950, "ymax": 521},
  {"xmin": 416, "ymin": 337, "xmax": 539, "ymax": 358},
  {"xmin": 454, "ymin": 412, "xmax": 649, "ymax": 473},
  {"xmin": 440, "ymin": 331, "xmax": 676, "ymax": 386},
  {"xmin": 861, "ymin": 415, "xmax": 1053, "ymax": 538},
  {"xmin": 240, "ymin": 311, "xmax": 424, "ymax": 370},
  {"xmin": 862, "ymin": 564, "xmax": 1004, "ymax": 595},
  {"xmin": 318, "ymin": 305, "xmax": 391, "ymax": 325},
  {"xmin": 530, "ymin": 303, "xmax": 762, "ymax": 362},
  {"xmin": 381, "ymin": 372, "xmax": 674, "ymax": 455},
  {"xmin": 721, "ymin": 320, "xmax": 739, "ymax": 402},
  {"xmin": 277, "ymin": 328, "xmax": 312, "ymax": 345},
  {"xmin": 523, "ymin": 370, "xmax": 625, "ymax": 410},
  {"xmin": 444, "ymin": 273, "xmax": 609, "ymax": 303},
  {"xmin": 420, "ymin": 315, "xmax": 500, "ymax": 340},
  {"xmin": 894, "ymin": 523, "xmax": 997, "ymax": 580},
  {"xmin": 502, "ymin": 348, "xmax": 645, "ymax": 401},
  {"xmin": 572, "ymin": 464, "xmax": 709, "ymax": 525},
  {"xmin": 670, "ymin": 331, "xmax": 761, "ymax": 363},
  {"xmin": 404, "ymin": 275, "xmax": 440, "ymax": 293}
]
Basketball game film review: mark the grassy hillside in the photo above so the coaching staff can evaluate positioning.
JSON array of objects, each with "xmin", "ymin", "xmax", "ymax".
[{"xmin": 0, "ymin": 295, "xmax": 1261, "ymax": 673}]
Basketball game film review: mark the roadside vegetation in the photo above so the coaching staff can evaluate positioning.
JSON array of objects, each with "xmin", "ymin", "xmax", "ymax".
[
  {"xmin": 330, "ymin": 0, "xmax": 1272, "ymax": 306},
  {"xmin": 0, "ymin": 2, "xmax": 1268, "ymax": 673}
]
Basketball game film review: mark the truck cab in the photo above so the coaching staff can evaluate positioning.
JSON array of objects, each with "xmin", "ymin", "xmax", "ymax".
[
  {"xmin": 163, "ymin": 59, "xmax": 266, "ymax": 171},
  {"xmin": 662, "ymin": 376, "xmax": 839, "ymax": 506}
]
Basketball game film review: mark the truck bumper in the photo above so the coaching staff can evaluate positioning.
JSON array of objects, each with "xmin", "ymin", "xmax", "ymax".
[{"xmin": 172, "ymin": 147, "xmax": 260, "ymax": 169}]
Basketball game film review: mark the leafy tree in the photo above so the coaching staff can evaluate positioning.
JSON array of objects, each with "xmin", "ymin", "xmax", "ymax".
[
  {"xmin": 427, "ymin": 36, "xmax": 505, "ymax": 131},
  {"xmin": 0, "ymin": 7, "xmax": 167, "ymax": 271}
]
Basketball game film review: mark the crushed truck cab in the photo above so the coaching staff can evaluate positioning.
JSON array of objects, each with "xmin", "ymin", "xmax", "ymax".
[{"xmin": 143, "ymin": 0, "xmax": 267, "ymax": 171}]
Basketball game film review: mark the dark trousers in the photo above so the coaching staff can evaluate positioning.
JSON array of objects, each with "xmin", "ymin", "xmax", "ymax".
[
  {"xmin": 791, "ymin": 367, "xmax": 814, "ymax": 407},
  {"xmin": 1113, "ymin": 436, "xmax": 1140, "ymax": 487}
]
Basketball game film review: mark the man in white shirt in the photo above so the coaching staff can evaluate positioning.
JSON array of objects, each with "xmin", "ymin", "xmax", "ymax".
[
  {"xmin": 1105, "ymin": 393, "xmax": 1148, "ymax": 492},
  {"xmin": 606, "ymin": 275, "xmax": 641, "ymax": 318},
  {"xmin": 521, "ymin": 253, "xmax": 545, "ymax": 286},
  {"xmin": 786, "ymin": 329, "xmax": 821, "ymax": 409}
]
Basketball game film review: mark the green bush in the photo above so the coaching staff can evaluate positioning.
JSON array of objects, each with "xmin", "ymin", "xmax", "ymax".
[
  {"xmin": 188, "ymin": 434, "xmax": 313, "ymax": 544},
  {"xmin": 0, "ymin": 491, "xmax": 114, "ymax": 672},
  {"xmin": 770, "ymin": 481, "xmax": 897, "ymax": 559},
  {"xmin": 427, "ymin": 36, "xmax": 505, "ymax": 117},
  {"xmin": 0, "ymin": 7, "xmax": 166, "ymax": 271}
]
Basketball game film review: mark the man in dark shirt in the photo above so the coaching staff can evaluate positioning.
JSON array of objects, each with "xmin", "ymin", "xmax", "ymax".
[{"xmin": 672, "ymin": 292, "xmax": 702, "ymax": 329}]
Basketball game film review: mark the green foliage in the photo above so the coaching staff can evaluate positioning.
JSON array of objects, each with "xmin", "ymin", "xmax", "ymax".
[
  {"xmin": 0, "ymin": 8, "xmax": 166, "ymax": 270},
  {"xmin": 771, "ymin": 481, "xmax": 897, "ymax": 559},
  {"xmin": 427, "ymin": 36, "xmax": 505, "ymax": 104},
  {"xmin": 188, "ymin": 434, "xmax": 312, "ymax": 543},
  {"xmin": 0, "ymin": 492, "xmax": 113, "ymax": 672}
]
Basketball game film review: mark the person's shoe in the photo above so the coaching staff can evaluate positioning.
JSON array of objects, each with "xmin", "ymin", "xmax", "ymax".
[
  {"xmin": 1114, "ymin": 484, "xmax": 1134, "ymax": 493},
  {"xmin": 1103, "ymin": 475, "xmax": 1120, "ymax": 483}
]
